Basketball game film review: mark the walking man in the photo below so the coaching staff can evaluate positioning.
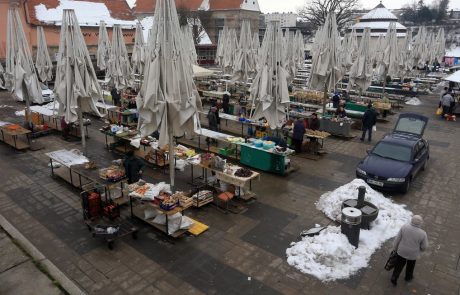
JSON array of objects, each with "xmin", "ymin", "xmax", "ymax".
[
  {"xmin": 391, "ymin": 215, "xmax": 428, "ymax": 285},
  {"xmin": 360, "ymin": 103, "xmax": 377, "ymax": 142},
  {"xmin": 440, "ymin": 90, "xmax": 454, "ymax": 117}
]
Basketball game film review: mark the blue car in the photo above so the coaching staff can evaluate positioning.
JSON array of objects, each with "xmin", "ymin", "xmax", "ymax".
[{"xmin": 356, "ymin": 113, "xmax": 429, "ymax": 193}]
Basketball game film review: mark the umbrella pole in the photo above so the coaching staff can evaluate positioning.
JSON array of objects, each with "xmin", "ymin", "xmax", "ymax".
[
  {"xmin": 77, "ymin": 99, "xmax": 87, "ymax": 156},
  {"xmin": 322, "ymin": 82, "xmax": 328, "ymax": 116},
  {"xmin": 169, "ymin": 132, "xmax": 175, "ymax": 192}
]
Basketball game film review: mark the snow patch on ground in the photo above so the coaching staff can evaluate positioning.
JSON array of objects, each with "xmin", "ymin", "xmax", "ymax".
[
  {"xmin": 286, "ymin": 179, "xmax": 412, "ymax": 282},
  {"xmin": 405, "ymin": 97, "xmax": 422, "ymax": 105}
]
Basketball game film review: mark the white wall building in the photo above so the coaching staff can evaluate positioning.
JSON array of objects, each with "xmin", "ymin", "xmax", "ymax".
[{"xmin": 265, "ymin": 13, "xmax": 297, "ymax": 28}]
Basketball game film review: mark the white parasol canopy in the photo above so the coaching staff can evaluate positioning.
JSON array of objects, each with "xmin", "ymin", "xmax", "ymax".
[
  {"xmin": 223, "ymin": 29, "xmax": 238, "ymax": 74},
  {"xmin": 6, "ymin": 6, "xmax": 43, "ymax": 104},
  {"xmin": 132, "ymin": 22, "xmax": 146, "ymax": 75},
  {"xmin": 233, "ymin": 20, "xmax": 257, "ymax": 82},
  {"xmin": 412, "ymin": 26, "xmax": 428, "ymax": 68},
  {"xmin": 282, "ymin": 31, "xmax": 297, "ymax": 82},
  {"xmin": 348, "ymin": 28, "xmax": 373, "ymax": 93},
  {"xmin": 136, "ymin": 0, "xmax": 203, "ymax": 189},
  {"xmin": 433, "ymin": 28, "xmax": 445, "ymax": 64},
  {"xmin": 215, "ymin": 27, "xmax": 227, "ymax": 68},
  {"xmin": 309, "ymin": 13, "xmax": 343, "ymax": 114},
  {"xmin": 379, "ymin": 22, "xmax": 399, "ymax": 80},
  {"xmin": 54, "ymin": 9, "xmax": 103, "ymax": 153},
  {"xmin": 96, "ymin": 21, "xmax": 111, "ymax": 71},
  {"xmin": 106, "ymin": 25, "xmax": 133, "ymax": 90},
  {"xmin": 181, "ymin": 25, "xmax": 198, "ymax": 66},
  {"xmin": 35, "ymin": 26, "xmax": 53, "ymax": 83},
  {"xmin": 398, "ymin": 27, "xmax": 414, "ymax": 77},
  {"xmin": 250, "ymin": 21, "xmax": 290, "ymax": 129},
  {"xmin": 342, "ymin": 28, "xmax": 358, "ymax": 71},
  {"xmin": 444, "ymin": 71, "xmax": 460, "ymax": 83},
  {"xmin": 294, "ymin": 30, "xmax": 305, "ymax": 70}
]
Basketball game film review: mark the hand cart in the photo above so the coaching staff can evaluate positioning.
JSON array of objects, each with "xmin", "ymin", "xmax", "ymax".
[{"xmin": 81, "ymin": 186, "xmax": 138, "ymax": 249}]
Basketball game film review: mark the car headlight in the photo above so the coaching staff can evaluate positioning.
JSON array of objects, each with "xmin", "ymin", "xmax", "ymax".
[
  {"xmin": 387, "ymin": 178, "xmax": 406, "ymax": 183},
  {"xmin": 356, "ymin": 168, "xmax": 367, "ymax": 175}
]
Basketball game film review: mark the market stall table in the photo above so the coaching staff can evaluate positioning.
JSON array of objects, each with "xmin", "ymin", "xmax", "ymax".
[
  {"xmin": 0, "ymin": 123, "xmax": 31, "ymax": 150},
  {"xmin": 320, "ymin": 118, "xmax": 354, "ymax": 138},
  {"xmin": 239, "ymin": 143, "xmax": 293, "ymax": 176},
  {"xmin": 46, "ymin": 149, "xmax": 91, "ymax": 187}
]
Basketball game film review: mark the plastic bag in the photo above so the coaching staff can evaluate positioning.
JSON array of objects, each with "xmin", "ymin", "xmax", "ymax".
[
  {"xmin": 372, "ymin": 125, "xmax": 377, "ymax": 132},
  {"xmin": 384, "ymin": 250, "xmax": 398, "ymax": 271},
  {"xmin": 436, "ymin": 107, "xmax": 442, "ymax": 116}
]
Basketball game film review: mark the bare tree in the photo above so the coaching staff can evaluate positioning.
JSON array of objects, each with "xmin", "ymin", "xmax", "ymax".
[
  {"xmin": 298, "ymin": 0, "xmax": 361, "ymax": 30},
  {"xmin": 176, "ymin": 6, "xmax": 212, "ymax": 44}
]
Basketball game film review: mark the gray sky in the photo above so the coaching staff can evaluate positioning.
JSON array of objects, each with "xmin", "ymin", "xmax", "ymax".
[{"xmin": 257, "ymin": 0, "xmax": 459, "ymax": 13}]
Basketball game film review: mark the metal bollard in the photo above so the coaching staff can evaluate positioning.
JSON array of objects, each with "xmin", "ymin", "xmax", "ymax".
[
  {"xmin": 357, "ymin": 186, "xmax": 366, "ymax": 208},
  {"xmin": 341, "ymin": 207, "xmax": 362, "ymax": 248}
]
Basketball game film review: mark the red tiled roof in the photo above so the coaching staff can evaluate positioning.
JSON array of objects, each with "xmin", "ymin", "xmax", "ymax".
[
  {"xmin": 134, "ymin": 0, "xmax": 203, "ymax": 14},
  {"xmin": 25, "ymin": 0, "xmax": 135, "ymax": 25},
  {"xmin": 134, "ymin": 0, "xmax": 249, "ymax": 14}
]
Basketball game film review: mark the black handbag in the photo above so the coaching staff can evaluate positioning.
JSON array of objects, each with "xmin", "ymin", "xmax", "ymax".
[{"xmin": 384, "ymin": 251, "xmax": 398, "ymax": 271}]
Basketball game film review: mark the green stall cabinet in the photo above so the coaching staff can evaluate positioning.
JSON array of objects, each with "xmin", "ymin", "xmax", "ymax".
[{"xmin": 239, "ymin": 144, "xmax": 287, "ymax": 175}]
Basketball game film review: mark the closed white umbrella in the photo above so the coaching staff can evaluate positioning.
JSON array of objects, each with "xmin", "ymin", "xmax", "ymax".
[
  {"xmin": 294, "ymin": 30, "xmax": 305, "ymax": 69},
  {"xmin": 96, "ymin": 21, "xmax": 110, "ymax": 71},
  {"xmin": 181, "ymin": 25, "xmax": 198, "ymax": 66},
  {"xmin": 250, "ymin": 21, "xmax": 290, "ymax": 129},
  {"xmin": 433, "ymin": 28, "xmax": 445, "ymax": 65},
  {"xmin": 398, "ymin": 27, "xmax": 414, "ymax": 77},
  {"xmin": 348, "ymin": 28, "xmax": 373, "ymax": 95},
  {"xmin": 55, "ymin": 9, "xmax": 104, "ymax": 154},
  {"xmin": 132, "ymin": 22, "xmax": 146, "ymax": 75},
  {"xmin": 35, "ymin": 26, "xmax": 53, "ymax": 83},
  {"xmin": 106, "ymin": 25, "xmax": 133, "ymax": 90},
  {"xmin": 309, "ymin": 12, "xmax": 343, "ymax": 114},
  {"xmin": 215, "ymin": 27, "xmax": 227, "ymax": 69},
  {"xmin": 342, "ymin": 28, "xmax": 358, "ymax": 71},
  {"xmin": 6, "ymin": 6, "xmax": 43, "ymax": 106},
  {"xmin": 380, "ymin": 22, "xmax": 399, "ymax": 92},
  {"xmin": 233, "ymin": 20, "xmax": 256, "ymax": 82},
  {"xmin": 413, "ymin": 26, "xmax": 428, "ymax": 68},
  {"xmin": 223, "ymin": 29, "xmax": 238, "ymax": 74},
  {"xmin": 282, "ymin": 31, "xmax": 297, "ymax": 82},
  {"xmin": 137, "ymin": 0, "xmax": 202, "ymax": 190}
]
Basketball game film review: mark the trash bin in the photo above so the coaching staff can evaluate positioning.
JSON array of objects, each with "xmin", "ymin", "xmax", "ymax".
[{"xmin": 341, "ymin": 207, "xmax": 362, "ymax": 248}]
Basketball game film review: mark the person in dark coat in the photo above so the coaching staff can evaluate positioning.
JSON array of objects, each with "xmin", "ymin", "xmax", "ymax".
[
  {"xmin": 123, "ymin": 150, "xmax": 144, "ymax": 184},
  {"xmin": 222, "ymin": 94, "xmax": 230, "ymax": 114},
  {"xmin": 111, "ymin": 87, "xmax": 121, "ymax": 107},
  {"xmin": 336, "ymin": 106, "xmax": 347, "ymax": 118},
  {"xmin": 361, "ymin": 103, "xmax": 377, "ymax": 142},
  {"xmin": 310, "ymin": 113, "xmax": 320, "ymax": 131},
  {"xmin": 206, "ymin": 107, "xmax": 218, "ymax": 144},
  {"xmin": 292, "ymin": 119, "xmax": 305, "ymax": 153},
  {"xmin": 391, "ymin": 215, "xmax": 428, "ymax": 285},
  {"xmin": 332, "ymin": 92, "xmax": 340, "ymax": 108}
]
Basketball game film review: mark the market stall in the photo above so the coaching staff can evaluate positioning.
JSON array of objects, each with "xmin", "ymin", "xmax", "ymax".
[
  {"xmin": 0, "ymin": 122, "xmax": 31, "ymax": 150},
  {"xmin": 106, "ymin": 107, "xmax": 138, "ymax": 127},
  {"xmin": 320, "ymin": 117, "xmax": 354, "ymax": 138},
  {"xmin": 239, "ymin": 140, "xmax": 293, "ymax": 175}
]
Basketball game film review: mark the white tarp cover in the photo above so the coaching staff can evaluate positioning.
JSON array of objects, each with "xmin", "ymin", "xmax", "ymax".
[
  {"xmin": 6, "ymin": 7, "xmax": 43, "ymax": 104},
  {"xmin": 192, "ymin": 65, "xmax": 214, "ymax": 78},
  {"xmin": 35, "ymin": 26, "xmax": 53, "ymax": 82},
  {"xmin": 250, "ymin": 21, "xmax": 290, "ymax": 129},
  {"xmin": 348, "ymin": 28, "xmax": 373, "ymax": 92},
  {"xmin": 444, "ymin": 71, "xmax": 460, "ymax": 83},
  {"xmin": 181, "ymin": 25, "xmax": 198, "ymax": 66},
  {"xmin": 132, "ymin": 22, "xmax": 146, "ymax": 75},
  {"xmin": 106, "ymin": 25, "xmax": 134, "ymax": 90},
  {"xmin": 309, "ymin": 13, "xmax": 343, "ymax": 93},
  {"xmin": 136, "ymin": 0, "xmax": 203, "ymax": 147},
  {"xmin": 233, "ymin": 20, "xmax": 256, "ymax": 82},
  {"xmin": 54, "ymin": 9, "xmax": 103, "ymax": 123},
  {"xmin": 96, "ymin": 21, "xmax": 111, "ymax": 71}
]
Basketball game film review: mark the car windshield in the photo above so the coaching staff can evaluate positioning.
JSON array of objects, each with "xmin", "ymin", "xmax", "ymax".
[{"xmin": 372, "ymin": 142, "xmax": 412, "ymax": 162}]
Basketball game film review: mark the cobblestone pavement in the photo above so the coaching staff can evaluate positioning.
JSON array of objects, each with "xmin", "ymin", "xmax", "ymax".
[
  {"xmin": 0, "ymin": 88, "xmax": 459, "ymax": 295},
  {"xmin": 0, "ymin": 227, "xmax": 63, "ymax": 295}
]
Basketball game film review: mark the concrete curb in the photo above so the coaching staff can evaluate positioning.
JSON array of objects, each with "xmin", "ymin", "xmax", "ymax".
[{"xmin": 0, "ymin": 214, "xmax": 87, "ymax": 295}]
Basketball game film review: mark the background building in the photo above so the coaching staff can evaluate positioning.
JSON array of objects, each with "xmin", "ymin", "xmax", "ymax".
[{"xmin": 0, "ymin": 0, "xmax": 137, "ymax": 60}]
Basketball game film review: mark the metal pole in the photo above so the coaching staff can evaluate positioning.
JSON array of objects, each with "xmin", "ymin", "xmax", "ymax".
[
  {"xmin": 169, "ymin": 131, "xmax": 175, "ymax": 192},
  {"xmin": 77, "ymin": 99, "xmax": 87, "ymax": 156}
]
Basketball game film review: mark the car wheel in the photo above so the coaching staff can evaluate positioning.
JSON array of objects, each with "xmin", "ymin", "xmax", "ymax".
[{"xmin": 402, "ymin": 178, "xmax": 411, "ymax": 194}]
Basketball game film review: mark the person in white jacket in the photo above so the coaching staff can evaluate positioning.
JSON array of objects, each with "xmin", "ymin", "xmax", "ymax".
[{"xmin": 391, "ymin": 215, "xmax": 429, "ymax": 285}]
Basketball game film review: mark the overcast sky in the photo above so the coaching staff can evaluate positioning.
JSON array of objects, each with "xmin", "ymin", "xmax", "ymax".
[{"xmin": 257, "ymin": 0, "xmax": 459, "ymax": 13}]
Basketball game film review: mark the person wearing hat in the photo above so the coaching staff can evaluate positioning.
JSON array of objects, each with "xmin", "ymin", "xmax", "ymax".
[{"xmin": 391, "ymin": 215, "xmax": 429, "ymax": 285}]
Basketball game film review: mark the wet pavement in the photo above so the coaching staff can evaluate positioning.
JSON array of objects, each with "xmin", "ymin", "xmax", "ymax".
[{"xmin": 0, "ymin": 88, "xmax": 459, "ymax": 295}]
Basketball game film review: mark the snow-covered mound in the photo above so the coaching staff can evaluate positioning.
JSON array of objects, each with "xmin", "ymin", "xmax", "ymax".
[
  {"xmin": 286, "ymin": 179, "xmax": 412, "ymax": 282},
  {"xmin": 405, "ymin": 97, "xmax": 422, "ymax": 106}
]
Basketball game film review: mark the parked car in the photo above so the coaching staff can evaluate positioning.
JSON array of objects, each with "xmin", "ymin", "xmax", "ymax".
[
  {"xmin": 356, "ymin": 113, "xmax": 429, "ymax": 193},
  {"xmin": 40, "ymin": 83, "xmax": 54, "ymax": 103}
]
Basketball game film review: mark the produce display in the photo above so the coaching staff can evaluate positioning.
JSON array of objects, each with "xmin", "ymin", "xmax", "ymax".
[
  {"xmin": 99, "ymin": 166, "xmax": 125, "ymax": 182},
  {"xmin": 294, "ymin": 90, "xmax": 324, "ymax": 103},
  {"xmin": 234, "ymin": 168, "xmax": 253, "ymax": 178},
  {"xmin": 226, "ymin": 136, "xmax": 245, "ymax": 144},
  {"xmin": 158, "ymin": 194, "xmax": 179, "ymax": 211},
  {"xmin": 305, "ymin": 130, "xmax": 330, "ymax": 138}
]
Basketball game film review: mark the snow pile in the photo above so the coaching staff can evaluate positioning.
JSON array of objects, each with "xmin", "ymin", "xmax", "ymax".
[
  {"xmin": 286, "ymin": 179, "xmax": 412, "ymax": 282},
  {"xmin": 35, "ymin": 0, "xmax": 137, "ymax": 27},
  {"xmin": 405, "ymin": 97, "xmax": 422, "ymax": 106}
]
